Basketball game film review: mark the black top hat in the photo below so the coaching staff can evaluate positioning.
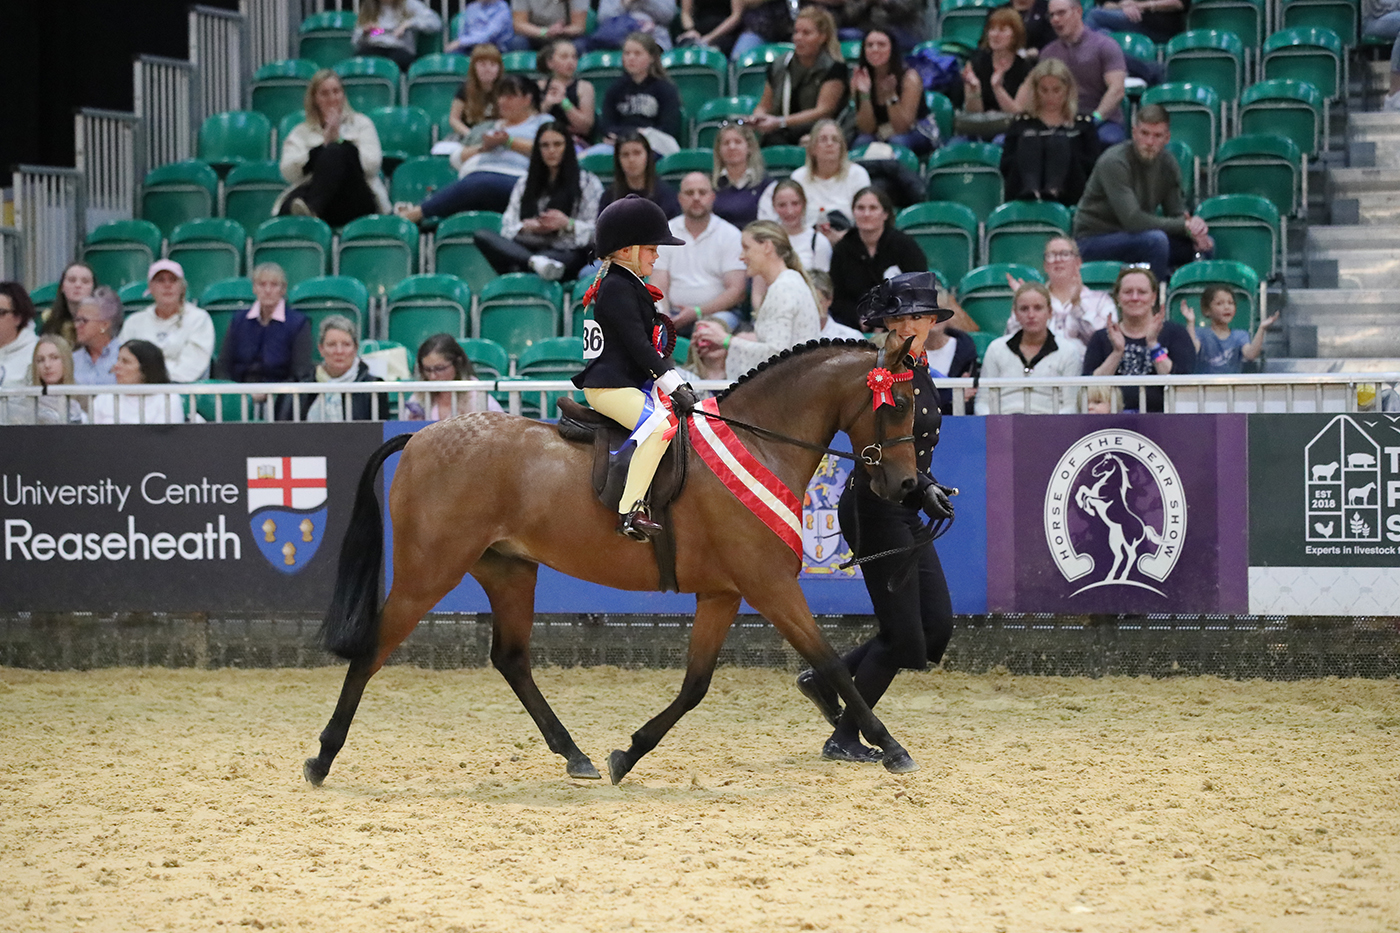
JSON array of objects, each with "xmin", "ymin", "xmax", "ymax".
[
  {"xmin": 857, "ymin": 271, "xmax": 953, "ymax": 328},
  {"xmin": 594, "ymin": 194, "xmax": 685, "ymax": 258}
]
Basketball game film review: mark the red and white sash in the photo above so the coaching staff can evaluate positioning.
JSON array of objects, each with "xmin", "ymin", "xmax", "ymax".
[{"xmin": 690, "ymin": 398, "xmax": 803, "ymax": 568}]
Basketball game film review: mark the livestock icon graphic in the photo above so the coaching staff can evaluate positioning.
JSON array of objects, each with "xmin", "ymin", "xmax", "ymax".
[
  {"xmin": 1044, "ymin": 429, "xmax": 1187, "ymax": 597},
  {"xmin": 1304, "ymin": 416, "xmax": 1381, "ymax": 543},
  {"xmin": 247, "ymin": 456, "xmax": 329, "ymax": 574}
]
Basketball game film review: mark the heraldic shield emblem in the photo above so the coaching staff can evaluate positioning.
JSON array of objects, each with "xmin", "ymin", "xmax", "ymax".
[{"xmin": 246, "ymin": 456, "xmax": 328, "ymax": 574}]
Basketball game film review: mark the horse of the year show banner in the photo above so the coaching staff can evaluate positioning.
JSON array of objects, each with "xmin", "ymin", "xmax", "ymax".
[{"xmin": 3, "ymin": 414, "xmax": 1398, "ymax": 616}]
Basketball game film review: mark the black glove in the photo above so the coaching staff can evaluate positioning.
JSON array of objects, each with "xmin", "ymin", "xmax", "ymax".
[
  {"xmin": 922, "ymin": 482, "xmax": 955, "ymax": 521},
  {"xmin": 669, "ymin": 383, "xmax": 698, "ymax": 417}
]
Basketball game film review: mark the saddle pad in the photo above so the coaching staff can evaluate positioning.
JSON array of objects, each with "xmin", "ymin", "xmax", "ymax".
[{"xmin": 691, "ymin": 398, "xmax": 803, "ymax": 568}]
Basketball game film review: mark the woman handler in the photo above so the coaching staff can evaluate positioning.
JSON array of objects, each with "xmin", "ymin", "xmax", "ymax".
[
  {"xmin": 572, "ymin": 195, "xmax": 698, "ymax": 541},
  {"xmin": 796, "ymin": 271, "xmax": 958, "ymax": 762}
]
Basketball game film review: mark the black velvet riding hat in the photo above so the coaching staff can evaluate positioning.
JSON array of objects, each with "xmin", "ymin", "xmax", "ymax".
[
  {"xmin": 857, "ymin": 271, "xmax": 953, "ymax": 328},
  {"xmin": 594, "ymin": 194, "xmax": 685, "ymax": 257}
]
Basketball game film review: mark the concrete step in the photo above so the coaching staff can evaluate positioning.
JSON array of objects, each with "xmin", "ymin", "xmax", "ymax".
[
  {"xmin": 1348, "ymin": 112, "xmax": 1400, "ymax": 170},
  {"xmin": 1326, "ymin": 167, "xmax": 1400, "ymax": 224},
  {"xmin": 1305, "ymin": 225, "xmax": 1400, "ymax": 288},
  {"xmin": 1282, "ymin": 289, "xmax": 1400, "ymax": 358}
]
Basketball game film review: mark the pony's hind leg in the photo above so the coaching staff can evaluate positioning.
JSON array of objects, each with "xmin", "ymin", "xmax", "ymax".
[
  {"xmin": 474, "ymin": 553, "xmax": 601, "ymax": 780},
  {"xmin": 607, "ymin": 592, "xmax": 741, "ymax": 784},
  {"xmin": 304, "ymin": 586, "xmax": 443, "ymax": 786}
]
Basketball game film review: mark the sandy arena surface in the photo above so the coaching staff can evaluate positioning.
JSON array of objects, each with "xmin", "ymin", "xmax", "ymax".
[{"xmin": 1, "ymin": 665, "xmax": 1398, "ymax": 933}]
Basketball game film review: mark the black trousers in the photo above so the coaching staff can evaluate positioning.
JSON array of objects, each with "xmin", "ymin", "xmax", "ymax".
[
  {"xmin": 1015, "ymin": 131, "xmax": 1073, "ymax": 203},
  {"xmin": 475, "ymin": 230, "xmax": 591, "ymax": 281},
  {"xmin": 838, "ymin": 484, "xmax": 954, "ymax": 672},
  {"xmin": 280, "ymin": 141, "xmax": 379, "ymax": 227}
]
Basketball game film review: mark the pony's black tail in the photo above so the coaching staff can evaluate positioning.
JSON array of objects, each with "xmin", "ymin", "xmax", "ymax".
[{"xmin": 319, "ymin": 432, "xmax": 413, "ymax": 660}]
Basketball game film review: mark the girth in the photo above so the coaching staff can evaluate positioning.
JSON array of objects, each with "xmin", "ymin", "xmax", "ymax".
[{"xmin": 556, "ymin": 397, "xmax": 688, "ymax": 592}]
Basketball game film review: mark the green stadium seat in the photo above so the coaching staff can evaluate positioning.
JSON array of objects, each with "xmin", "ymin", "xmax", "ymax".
[
  {"xmin": 298, "ymin": 11, "xmax": 357, "ymax": 69},
  {"xmin": 199, "ymin": 276, "xmax": 255, "ymax": 357},
  {"xmin": 457, "ymin": 337, "xmax": 510, "ymax": 378},
  {"xmin": 278, "ymin": 112, "xmax": 307, "ymax": 150},
  {"xmin": 251, "ymin": 215, "xmax": 333, "ymax": 288},
  {"xmin": 1239, "ymin": 78, "xmax": 1325, "ymax": 159},
  {"xmin": 1165, "ymin": 138, "xmax": 1198, "ymax": 205},
  {"xmin": 1078, "ymin": 261, "xmax": 1122, "ymax": 291},
  {"xmin": 662, "ymin": 47, "xmax": 728, "ymax": 123},
  {"xmin": 1186, "ymin": 0, "xmax": 1267, "ymax": 54},
  {"xmin": 579, "ymin": 151, "xmax": 615, "ymax": 186},
  {"xmin": 938, "ymin": 0, "xmax": 1000, "ymax": 49},
  {"xmin": 657, "ymin": 148, "xmax": 714, "ymax": 187},
  {"xmin": 984, "ymin": 201, "xmax": 1072, "ymax": 267},
  {"xmin": 1166, "ymin": 259, "xmax": 1261, "ymax": 330},
  {"xmin": 193, "ymin": 380, "xmax": 255, "ymax": 424},
  {"xmin": 333, "ymin": 56, "xmax": 401, "ymax": 113},
  {"xmin": 852, "ymin": 142, "xmax": 921, "ymax": 175},
  {"xmin": 517, "ymin": 335, "xmax": 585, "ymax": 418},
  {"xmin": 390, "ymin": 156, "xmax": 457, "ymax": 205},
  {"xmin": 222, "ymin": 161, "xmax": 287, "ymax": 235},
  {"xmin": 198, "ymin": 111, "xmax": 273, "ymax": 173},
  {"xmin": 251, "ymin": 59, "xmax": 319, "ymax": 131},
  {"xmin": 386, "ymin": 274, "xmax": 471, "ymax": 355},
  {"xmin": 969, "ymin": 330, "xmax": 998, "ymax": 361},
  {"xmin": 367, "ymin": 105, "xmax": 433, "ymax": 169},
  {"xmin": 118, "ymin": 280, "xmax": 152, "ymax": 316},
  {"xmin": 288, "ymin": 275, "xmax": 371, "ymax": 356},
  {"xmin": 167, "ymin": 218, "xmax": 247, "ymax": 301},
  {"xmin": 82, "ymin": 219, "xmax": 163, "ymax": 291},
  {"xmin": 840, "ymin": 39, "xmax": 862, "ymax": 63},
  {"xmin": 924, "ymin": 91, "xmax": 955, "ymax": 143},
  {"xmin": 1212, "ymin": 133, "xmax": 1304, "ymax": 218},
  {"xmin": 956, "ymin": 263, "xmax": 1045, "ymax": 334},
  {"xmin": 733, "ymin": 44, "xmax": 792, "ymax": 100},
  {"xmin": 477, "ymin": 273, "xmax": 562, "ymax": 357},
  {"xmin": 762, "ymin": 144, "xmax": 806, "ymax": 180},
  {"xmin": 335, "ymin": 214, "xmax": 420, "ymax": 298},
  {"xmin": 1262, "ymin": 26, "xmax": 1345, "ymax": 100},
  {"xmin": 141, "ymin": 160, "xmax": 219, "ymax": 239},
  {"xmin": 1140, "ymin": 83, "xmax": 1222, "ymax": 167},
  {"xmin": 501, "ymin": 50, "xmax": 540, "ymax": 78},
  {"xmin": 1195, "ymin": 193, "xmax": 1281, "ymax": 280},
  {"xmin": 1164, "ymin": 30, "xmax": 1246, "ymax": 107},
  {"xmin": 925, "ymin": 142, "xmax": 1003, "ymax": 221},
  {"xmin": 433, "ymin": 211, "xmax": 503, "ymax": 296},
  {"xmin": 1280, "ymin": 0, "xmax": 1358, "ymax": 45},
  {"xmin": 569, "ymin": 277, "xmax": 593, "ymax": 337},
  {"xmin": 692, "ymin": 96, "xmax": 759, "ymax": 149},
  {"xmin": 578, "ymin": 50, "xmax": 624, "ymax": 103},
  {"xmin": 1109, "ymin": 31, "xmax": 1160, "ymax": 65},
  {"xmin": 29, "ymin": 282, "xmax": 58, "ymax": 319},
  {"xmin": 895, "ymin": 201, "xmax": 980, "ymax": 285},
  {"xmin": 407, "ymin": 54, "xmax": 471, "ymax": 140}
]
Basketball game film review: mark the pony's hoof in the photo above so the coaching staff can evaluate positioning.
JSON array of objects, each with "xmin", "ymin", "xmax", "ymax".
[
  {"xmin": 567, "ymin": 757, "xmax": 602, "ymax": 780},
  {"xmin": 607, "ymin": 749, "xmax": 632, "ymax": 785},
  {"xmin": 822, "ymin": 737, "xmax": 882, "ymax": 763},
  {"xmin": 303, "ymin": 758, "xmax": 328, "ymax": 786},
  {"xmin": 882, "ymin": 749, "xmax": 919, "ymax": 774}
]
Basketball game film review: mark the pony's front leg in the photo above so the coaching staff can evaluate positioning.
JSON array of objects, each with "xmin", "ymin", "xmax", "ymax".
[
  {"xmin": 746, "ymin": 583, "xmax": 918, "ymax": 775},
  {"xmin": 474, "ymin": 554, "xmax": 600, "ymax": 780},
  {"xmin": 607, "ymin": 592, "xmax": 741, "ymax": 784}
]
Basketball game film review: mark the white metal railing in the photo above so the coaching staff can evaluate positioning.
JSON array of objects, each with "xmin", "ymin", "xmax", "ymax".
[
  {"xmin": 242, "ymin": 0, "xmax": 303, "ymax": 72},
  {"xmin": 4, "ymin": 373, "xmax": 1400, "ymax": 426},
  {"xmin": 134, "ymin": 55, "xmax": 196, "ymax": 170},
  {"xmin": 74, "ymin": 109, "xmax": 141, "ymax": 234},
  {"xmin": 12, "ymin": 166, "xmax": 84, "ymax": 290},
  {"xmin": 190, "ymin": 5, "xmax": 249, "ymax": 122}
]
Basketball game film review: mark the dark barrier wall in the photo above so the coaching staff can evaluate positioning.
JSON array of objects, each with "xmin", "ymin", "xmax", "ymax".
[{"xmin": 0, "ymin": 424, "xmax": 384, "ymax": 612}]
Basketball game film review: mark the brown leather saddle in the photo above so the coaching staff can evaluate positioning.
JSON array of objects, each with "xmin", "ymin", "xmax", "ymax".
[{"xmin": 556, "ymin": 397, "xmax": 689, "ymax": 592}]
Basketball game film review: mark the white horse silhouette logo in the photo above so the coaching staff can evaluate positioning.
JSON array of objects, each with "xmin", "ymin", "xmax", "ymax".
[{"xmin": 1074, "ymin": 454, "xmax": 1164, "ymax": 584}]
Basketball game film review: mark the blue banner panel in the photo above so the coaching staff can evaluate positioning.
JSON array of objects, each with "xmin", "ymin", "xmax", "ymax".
[
  {"xmin": 0, "ymin": 424, "xmax": 385, "ymax": 612},
  {"xmin": 985, "ymin": 414, "xmax": 1249, "ymax": 614},
  {"xmin": 383, "ymin": 417, "xmax": 989, "ymax": 615}
]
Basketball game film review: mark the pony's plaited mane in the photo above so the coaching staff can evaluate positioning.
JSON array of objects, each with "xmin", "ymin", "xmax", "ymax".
[{"xmin": 714, "ymin": 337, "xmax": 875, "ymax": 402}]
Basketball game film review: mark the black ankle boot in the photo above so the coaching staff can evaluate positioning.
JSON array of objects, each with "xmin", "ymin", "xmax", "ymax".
[{"xmin": 618, "ymin": 509, "xmax": 663, "ymax": 541}]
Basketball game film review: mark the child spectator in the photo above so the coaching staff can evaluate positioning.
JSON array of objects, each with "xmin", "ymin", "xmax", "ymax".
[
  {"xmin": 537, "ymin": 39, "xmax": 596, "ymax": 144},
  {"xmin": 447, "ymin": 0, "xmax": 517, "ymax": 53},
  {"xmin": 1181, "ymin": 285, "xmax": 1279, "ymax": 374},
  {"xmin": 449, "ymin": 45, "xmax": 505, "ymax": 140},
  {"xmin": 588, "ymin": 33, "xmax": 683, "ymax": 156},
  {"xmin": 353, "ymin": 0, "xmax": 443, "ymax": 71},
  {"xmin": 41, "ymin": 261, "xmax": 96, "ymax": 347},
  {"xmin": 404, "ymin": 334, "xmax": 503, "ymax": 419}
]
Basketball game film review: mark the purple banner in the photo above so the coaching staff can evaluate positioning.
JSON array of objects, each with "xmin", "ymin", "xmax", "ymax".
[{"xmin": 986, "ymin": 414, "xmax": 1248, "ymax": 613}]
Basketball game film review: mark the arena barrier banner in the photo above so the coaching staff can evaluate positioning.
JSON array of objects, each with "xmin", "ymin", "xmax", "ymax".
[
  {"xmin": 1248, "ymin": 413, "xmax": 1400, "ymax": 614},
  {"xmin": 0, "ymin": 424, "xmax": 385, "ymax": 612},
  {"xmin": 985, "ymin": 414, "xmax": 1249, "ymax": 614},
  {"xmin": 383, "ymin": 417, "xmax": 990, "ymax": 615}
]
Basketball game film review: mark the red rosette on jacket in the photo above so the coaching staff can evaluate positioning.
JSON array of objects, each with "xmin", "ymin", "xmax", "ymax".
[
  {"xmin": 866, "ymin": 366, "xmax": 912, "ymax": 410},
  {"xmin": 651, "ymin": 312, "xmax": 677, "ymax": 359}
]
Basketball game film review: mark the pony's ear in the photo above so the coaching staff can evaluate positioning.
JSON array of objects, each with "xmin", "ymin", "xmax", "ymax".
[{"xmin": 894, "ymin": 336, "xmax": 915, "ymax": 368}]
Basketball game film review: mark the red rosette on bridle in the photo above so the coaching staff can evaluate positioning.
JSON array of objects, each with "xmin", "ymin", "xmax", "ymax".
[{"xmin": 866, "ymin": 366, "xmax": 912, "ymax": 410}]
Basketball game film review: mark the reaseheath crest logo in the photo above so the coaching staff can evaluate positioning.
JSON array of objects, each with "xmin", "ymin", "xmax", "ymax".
[
  {"xmin": 1044, "ymin": 430, "xmax": 1187, "ymax": 596},
  {"xmin": 246, "ymin": 457, "xmax": 327, "ymax": 574}
]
